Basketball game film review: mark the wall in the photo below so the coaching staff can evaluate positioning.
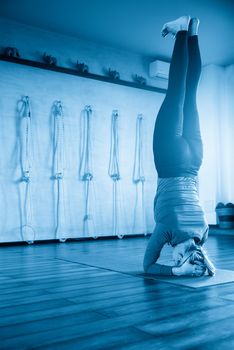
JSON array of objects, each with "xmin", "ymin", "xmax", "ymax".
[
  {"xmin": 217, "ymin": 64, "xmax": 234, "ymax": 203},
  {"xmin": 0, "ymin": 18, "xmax": 166, "ymax": 242},
  {"xmin": 197, "ymin": 64, "xmax": 222, "ymax": 224},
  {"xmin": 0, "ymin": 17, "xmax": 226, "ymax": 243},
  {"xmin": 198, "ymin": 64, "xmax": 234, "ymax": 223}
]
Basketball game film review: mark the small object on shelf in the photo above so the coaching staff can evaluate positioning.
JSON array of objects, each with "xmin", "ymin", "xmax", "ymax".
[
  {"xmin": 134, "ymin": 74, "xmax": 147, "ymax": 85},
  {"xmin": 133, "ymin": 74, "xmax": 147, "ymax": 85},
  {"xmin": 4, "ymin": 46, "xmax": 20, "ymax": 58},
  {"xmin": 27, "ymin": 240, "xmax": 34, "ymax": 245},
  {"xmin": 107, "ymin": 68, "xmax": 120, "ymax": 80},
  {"xmin": 43, "ymin": 53, "xmax": 57, "ymax": 66},
  {"xmin": 76, "ymin": 60, "xmax": 89, "ymax": 73}
]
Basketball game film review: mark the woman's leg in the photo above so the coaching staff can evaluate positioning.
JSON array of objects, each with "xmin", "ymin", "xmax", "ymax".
[
  {"xmin": 154, "ymin": 30, "xmax": 188, "ymax": 139},
  {"xmin": 183, "ymin": 19, "xmax": 203, "ymax": 171},
  {"xmin": 153, "ymin": 29, "xmax": 191, "ymax": 177}
]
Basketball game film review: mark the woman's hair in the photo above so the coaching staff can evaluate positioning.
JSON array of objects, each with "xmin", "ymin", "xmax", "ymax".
[
  {"xmin": 183, "ymin": 238, "xmax": 197, "ymax": 253},
  {"xmin": 187, "ymin": 244, "xmax": 216, "ymax": 276},
  {"xmin": 188, "ymin": 245, "xmax": 204, "ymax": 264}
]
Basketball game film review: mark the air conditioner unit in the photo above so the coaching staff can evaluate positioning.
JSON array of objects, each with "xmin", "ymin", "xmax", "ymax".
[{"xmin": 149, "ymin": 60, "xmax": 170, "ymax": 80}]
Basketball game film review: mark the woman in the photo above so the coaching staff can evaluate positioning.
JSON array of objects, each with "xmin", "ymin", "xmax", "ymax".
[{"xmin": 143, "ymin": 16, "xmax": 215, "ymax": 277}]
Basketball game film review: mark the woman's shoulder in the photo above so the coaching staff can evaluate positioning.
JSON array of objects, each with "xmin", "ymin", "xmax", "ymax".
[{"xmin": 154, "ymin": 223, "xmax": 172, "ymax": 244}]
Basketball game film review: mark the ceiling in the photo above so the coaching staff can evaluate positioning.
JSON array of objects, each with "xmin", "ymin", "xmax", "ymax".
[{"xmin": 0, "ymin": 0, "xmax": 233, "ymax": 65}]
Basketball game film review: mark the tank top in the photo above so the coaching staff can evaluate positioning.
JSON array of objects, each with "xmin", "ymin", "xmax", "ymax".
[{"xmin": 154, "ymin": 176, "xmax": 208, "ymax": 245}]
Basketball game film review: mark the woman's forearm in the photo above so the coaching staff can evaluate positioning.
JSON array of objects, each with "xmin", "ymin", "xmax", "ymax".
[
  {"xmin": 172, "ymin": 266, "xmax": 182, "ymax": 276},
  {"xmin": 146, "ymin": 263, "xmax": 173, "ymax": 276}
]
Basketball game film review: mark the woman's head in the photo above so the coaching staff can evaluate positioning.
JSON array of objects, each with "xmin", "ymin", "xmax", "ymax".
[
  {"xmin": 172, "ymin": 238, "xmax": 196, "ymax": 266},
  {"xmin": 173, "ymin": 239, "xmax": 215, "ymax": 276}
]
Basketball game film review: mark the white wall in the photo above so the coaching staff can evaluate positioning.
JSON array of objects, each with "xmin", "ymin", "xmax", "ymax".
[
  {"xmin": 198, "ymin": 64, "xmax": 222, "ymax": 224},
  {"xmin": 217, "ymin": 64, "xmax": 234, "ymax": 202},
  {"xmin": 0, "ymin": 18, "xmax": 166, "ymax": 242},
  {"xmin": 0, "ymin": 18, "xmax": 228, "ymax": 242},
  {"xmin": 198, "ymin": 64, "xmax": 234, "ymax": 223}
]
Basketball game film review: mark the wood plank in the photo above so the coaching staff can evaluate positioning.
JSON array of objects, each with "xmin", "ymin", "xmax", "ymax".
[
  {"xmin": 36, "ymin": 327, "xmax": 155, "ymax": 350},
  {"xmin": 0, "ymin": 311, "xmax": 107, "ymax": 341},
  {"xmin": 0, "ymin": 298, "xmax": 226, "ymax": 349},
  {"xmin": 0, "ymin": 299, "xmax": 75, "ymax": 318},
  {"xmin": 0, "ymin": 234, "xmax": 233, "ymax": 349},
  {"xmin": 159, "ymin": 316, "xmax": 234, "ymax": 349},
  {"xmin": 0, "ymin": 273, "xmax": 139, "ymax": 296}
]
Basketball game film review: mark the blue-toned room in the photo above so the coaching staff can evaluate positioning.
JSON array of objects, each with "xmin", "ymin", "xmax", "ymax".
[{"xmin": 0, "ymin": 0, "xmax": 234, "ymax": 349}]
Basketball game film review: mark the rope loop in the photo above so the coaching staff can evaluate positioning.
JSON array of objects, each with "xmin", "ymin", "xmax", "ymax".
[
  {"xmin": 79, "ymin": 105, "xmax": 93, "ymax": 181},
  {"xmin": 53, "ymin": 100, "xmax": 63, "ymax": 118},
  {"xmin": 133, "ymin": 176, "xmax": 145, "ymax": 184},
  {"xmin": 133, "ymin": 113, "xmax": 145, "ymax": 183},
  {"xmin": 85, "ymin": 104, "xmax": 92, "ymax": 113},
  {"xmin": 19, "ymin": 96, "xmax": 32, "ymax": 182},
  {"xmin": 112, "ymin": 109, "xmax": 118, "ymax": 119},
  {"xmin": 82, "ymin": 172, "xmax": 93, "ymax": 181},
  {"xmin": 18, "ymin": 95, "xmax": 31, "ymax": 119},
  {"xmin": 79, "ymin": 105, "xmax": 95, "ymax": 236},
  {"xmin": 108, "ymin": 110, "xmax": 121, "ymax": 236},
  {"xmin": 108, "ymin": 109, "xmax": 120, "ymax": 181},
  {"xmin": 83, "ymin": 214, "xmax": 92, "ymax": 221},
  {"xmin": 54, "ymin": 172, "xmax": 63, "ymax": 180},
  {"xmin": 18, "ymin": 95, "xmax": 34, "ymax": 241},
  {"xmin": 111, "ymin": 173, "xmax": 120, "ymax": 181},
  {"xmin": 53, "ymin": 100, "xmax": 65, "ymax": 180},
  {"xmin": 132, "ymin": 113, "xmax": 147, "ymax": 235},
  {"xmin": 22, "ymin": 170, "xmax": 30, "ymax": 183},
  {"xmin": 52, "ymin": 100, "xmax": 66, "ymax": 240}
]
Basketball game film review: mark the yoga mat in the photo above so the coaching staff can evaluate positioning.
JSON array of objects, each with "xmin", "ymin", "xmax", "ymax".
[
  {"xmin": 136, "ymin": 269, "xmax": 234, "ymax": 289},
  {"xmin": 33, "ymin": 238, "xmax": 232, "ymax": 289}
]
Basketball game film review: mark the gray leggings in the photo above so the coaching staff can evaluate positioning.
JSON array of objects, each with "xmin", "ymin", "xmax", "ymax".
[{"xmin": 153, "ymin": 31, "xmax": 203, "ymax": 178}]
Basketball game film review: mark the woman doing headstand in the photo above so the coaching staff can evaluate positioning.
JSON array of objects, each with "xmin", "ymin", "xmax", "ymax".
[{"xmin": 143, "ymin": 16, "xmax": 215, "ymax": 277}]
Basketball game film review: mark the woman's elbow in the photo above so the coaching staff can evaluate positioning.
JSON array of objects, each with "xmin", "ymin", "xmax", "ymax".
[{"xmin": 143, "ymin": 259, "xmax": 150, "ymax": 273}]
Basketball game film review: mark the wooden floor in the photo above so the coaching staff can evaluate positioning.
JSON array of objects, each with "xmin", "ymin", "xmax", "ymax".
[{"xmin": 1, "ymin": 231, "xmax": 234, "ymax": 349}]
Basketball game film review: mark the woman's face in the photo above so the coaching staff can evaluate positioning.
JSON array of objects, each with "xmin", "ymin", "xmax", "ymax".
[
  {"xmin": 173, "ymin": 243, "xmax": 185, "ymax": 266},
  {"xmin": 172, "ymin": 240, "xmax": 192, "ymax": 266}
]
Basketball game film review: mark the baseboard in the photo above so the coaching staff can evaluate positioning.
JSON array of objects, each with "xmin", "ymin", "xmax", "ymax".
[{"xmin": 0, "ymin": 233, "xmax": 150, "ymax": 246}]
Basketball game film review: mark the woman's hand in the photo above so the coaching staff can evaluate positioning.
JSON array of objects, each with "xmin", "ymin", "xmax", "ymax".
[{"xmin": 172, "ymin": 260, "xmax": 206, "ymax": 277}]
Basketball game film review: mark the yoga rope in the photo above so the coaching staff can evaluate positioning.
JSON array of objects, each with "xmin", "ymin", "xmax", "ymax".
[
  {"xmin": 19, "ymin": 96, "xmax": 35, "ymax": 244},
  {"xmin": 108, "ymin": 110, "xmax": 123, "ymax": 238},
  {"xmin": 79, "ymin": 105, "xmax": 97, "ymax": 238},
  {"xmin": 53, "ymin": 100, "xmax": 66, "ymax": 242},
  {"xmin": 133, "ymin": 114, "xmax": 147, "ymax": 235}
]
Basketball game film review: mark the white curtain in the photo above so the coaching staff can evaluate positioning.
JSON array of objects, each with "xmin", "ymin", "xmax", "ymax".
[
  {"xmin": 198, "ymin": 64, "xmax": 234, "ymax": 223},
  {"xmin": 216, "ymin": 65, "xmax": 234, "ymax": 203}
]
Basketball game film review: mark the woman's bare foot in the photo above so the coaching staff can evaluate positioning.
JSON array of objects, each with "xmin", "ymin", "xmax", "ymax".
[
  {"xmin": 188, "ymin": 17, "xmax": 200, "ymax": 36},
  {"xmin": 161, "ymin": 15, "xmax": 190, "ymax": 38}
]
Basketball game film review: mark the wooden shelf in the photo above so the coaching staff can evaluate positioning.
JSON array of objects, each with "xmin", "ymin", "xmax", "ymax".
[{"xmin": 0, "ymin": 55, "xmax": 166, "ymax": 94}]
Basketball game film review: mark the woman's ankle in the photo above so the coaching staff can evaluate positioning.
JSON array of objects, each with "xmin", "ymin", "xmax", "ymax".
[{"xmin": 188, "ymin": 18, "xmax": 200, "ymax": 36}]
